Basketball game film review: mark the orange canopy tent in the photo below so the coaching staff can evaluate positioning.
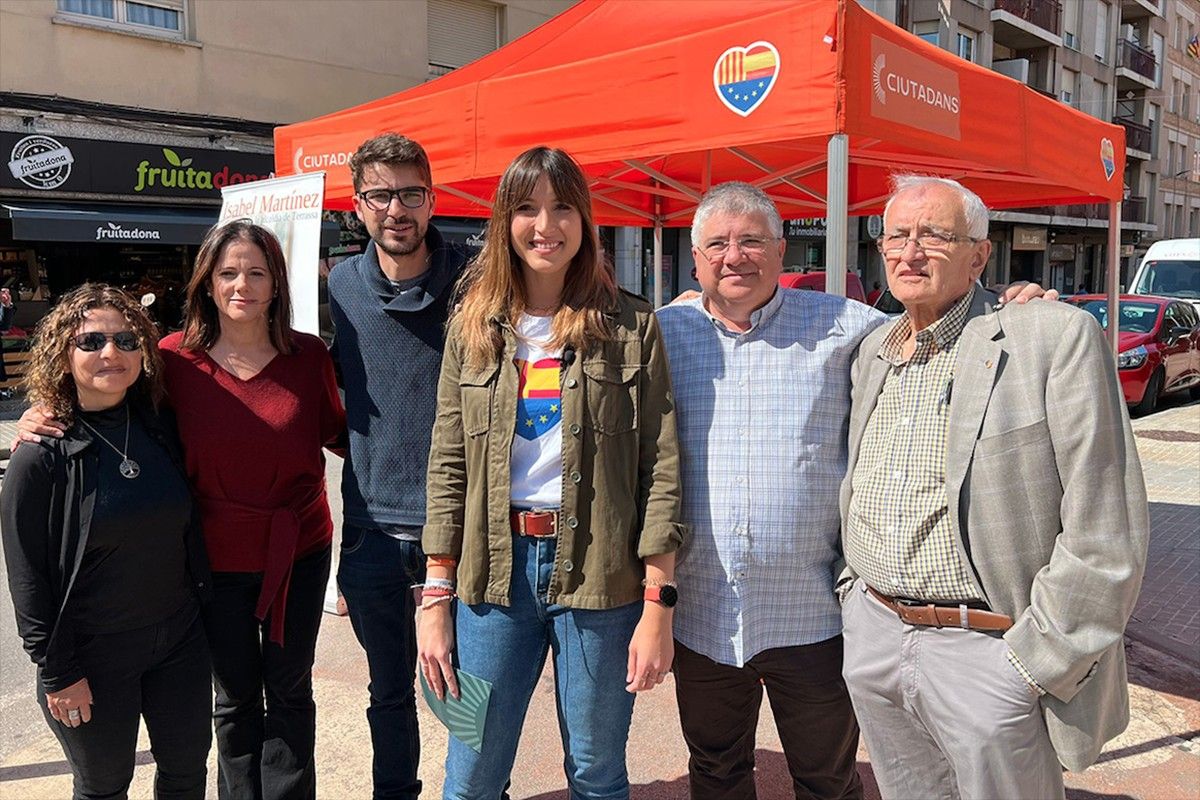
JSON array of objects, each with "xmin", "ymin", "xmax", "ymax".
[{"xmin": 274, "ymin": 0, "xmax": 1126, "ymax": 339}]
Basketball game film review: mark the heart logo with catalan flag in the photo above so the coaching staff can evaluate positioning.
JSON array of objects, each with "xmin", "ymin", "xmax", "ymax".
[
  {"xmin": 713, "ymin": 41, "xmax": 780, "ymax": 117},
  {"xmin": 1100, "ymin": 138, "xmax": 1116, "ymax": 181}
]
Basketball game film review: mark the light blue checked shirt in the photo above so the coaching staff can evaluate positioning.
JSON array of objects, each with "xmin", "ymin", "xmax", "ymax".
[{"xmin": 656, "ymin": 288, "xmax": 887, "ymax": 667}]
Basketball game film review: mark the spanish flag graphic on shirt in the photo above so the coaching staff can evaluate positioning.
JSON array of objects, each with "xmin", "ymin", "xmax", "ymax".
[{"xmin": 515, "ymin": 357, "xmax": 562, "ymax": 440}]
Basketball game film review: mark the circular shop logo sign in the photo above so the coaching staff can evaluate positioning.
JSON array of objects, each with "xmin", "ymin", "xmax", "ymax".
[{"xmin": 8, "ymin": 135, "xmax": 75, "ymax": 190}]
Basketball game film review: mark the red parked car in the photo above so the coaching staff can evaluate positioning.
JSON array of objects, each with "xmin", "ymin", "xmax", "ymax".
[
  {"xmin": 1066, "ymin": 294, "xmax": 1200, "ymax": 415},
  {"xmin": 778, "ymin": 271, "xmax": 868, "ymax": 304}
]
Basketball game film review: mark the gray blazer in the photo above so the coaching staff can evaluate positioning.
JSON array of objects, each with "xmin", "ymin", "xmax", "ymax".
[{"xmin": 839, "ymin": 290, "xmax": 1149, "ymax": 771}]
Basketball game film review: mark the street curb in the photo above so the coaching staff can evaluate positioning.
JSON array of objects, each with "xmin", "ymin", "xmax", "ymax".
[{"xmin": 1126, "ymin": 623, "xmax": 1200, "ymax": 669}]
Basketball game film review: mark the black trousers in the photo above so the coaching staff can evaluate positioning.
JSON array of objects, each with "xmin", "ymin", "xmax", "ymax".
[
  {"xmin": 205, "ymin": 545, "xmax": 330, "ymax": 800},
  {"xmin": 38, "ymin": 601, "xmax": 212, "ymax": 800},
  {"xmin": 673, "ymin": 636, "xmax": 863, "ymax": 800}
]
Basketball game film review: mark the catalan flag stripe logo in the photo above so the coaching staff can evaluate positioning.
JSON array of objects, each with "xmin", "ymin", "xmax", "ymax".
[{"xmin": 714, "ymin": 42, "xmax": 780, "ymax": 117}]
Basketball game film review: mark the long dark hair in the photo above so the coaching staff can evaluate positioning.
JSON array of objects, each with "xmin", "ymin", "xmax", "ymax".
[{"xmin": 181, "ymin": 220, "xmax": 295, "ymax": 354}]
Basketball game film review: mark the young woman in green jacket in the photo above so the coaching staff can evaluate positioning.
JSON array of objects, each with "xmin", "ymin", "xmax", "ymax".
[{"xmin": 418, "ymin": 146, "xmax": 686, "ymax": 799}]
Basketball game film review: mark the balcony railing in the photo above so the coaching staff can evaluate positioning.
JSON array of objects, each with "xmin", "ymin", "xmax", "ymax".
[
  {"xmin": 1117, "ymin": 39, "xmax": 1156, "ymax": 81},
  {"xmin": 1115, "ymin": 116, "xmax": 1154, "ymax": 152},
  {"xmin": 1122, "ymin": 196, "xmax": 1147, "ymax": 223},
  {"xmin": 1059, "ymin": 202, "xmax": 1147, "ymax": 222},
  {"xmin": 1062, "ymin": 204, "xmax": 1105, "ymax": 219},
  {"xmin": 992, "ymin": 0, "xmax": 1062, "ymax": 36}
]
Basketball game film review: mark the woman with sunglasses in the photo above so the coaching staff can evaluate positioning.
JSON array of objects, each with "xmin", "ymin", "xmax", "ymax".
[
  {"xmin": 18, "ymin": 222, "xmax": 346, "ymax": 799},
  {"xmin": 418, "ymin": 147, "xmax": 685, "ymax": 799},
  {"xmin": 2, "ymin": 283, "xmax": 213, "ymax": 800}
]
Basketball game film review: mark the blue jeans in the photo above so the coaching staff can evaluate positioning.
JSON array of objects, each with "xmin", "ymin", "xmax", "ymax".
[
  {"xmin": 337, "ymin": 526, "xmax": 425, "ymax": 800},
  {"xmin": 443, "ymin": 535, "xmax": 641, "ymax": 800}
]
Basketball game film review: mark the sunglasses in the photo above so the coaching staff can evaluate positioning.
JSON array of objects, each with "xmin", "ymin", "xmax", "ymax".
[{"xmin": 73, "ymin": 331, "xmax": 141, "ymax": 352}]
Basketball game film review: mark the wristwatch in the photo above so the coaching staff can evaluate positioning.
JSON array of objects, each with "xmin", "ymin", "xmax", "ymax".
[{"xmin": 644, "ymin": 583, "xmax": 678, "ymax": 608}]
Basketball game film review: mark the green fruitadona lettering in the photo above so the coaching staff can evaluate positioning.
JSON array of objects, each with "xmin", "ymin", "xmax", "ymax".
[{"xmin": 134, "ymin": 148, "xmax": 267, "ymax": 193}]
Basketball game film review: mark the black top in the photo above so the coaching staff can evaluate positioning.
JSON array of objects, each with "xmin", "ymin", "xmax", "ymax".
[
  {"xmin": 71, "ymin": 403, "xmax": 194, "ymax": 634},
  {"xmin": 0, "ymin": 397, "xmax": 211, "ymax": 692}
]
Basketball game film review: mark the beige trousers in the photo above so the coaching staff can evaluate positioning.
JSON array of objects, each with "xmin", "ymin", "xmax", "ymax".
[{"xmin": 841, "ymin": 580, "xmax": 1065, "ymax": 800}]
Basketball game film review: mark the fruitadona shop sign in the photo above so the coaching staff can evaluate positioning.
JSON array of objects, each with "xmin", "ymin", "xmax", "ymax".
[{"xmin": 2, "ymin": 132, "xmax": 274, "ymax": 200}]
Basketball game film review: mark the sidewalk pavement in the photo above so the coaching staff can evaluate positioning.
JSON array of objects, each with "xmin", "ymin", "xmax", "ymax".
[
  {"xmin": 0, "ymin": 419, "xmax": 17, "ymax": 462},
  {"xmin": 1126, "ymin": 401, "xmax": 1200, "ymax": 667},
  {"xmin": 0, "ymin": 401, "xmax": 1197, "ymax": 798}
]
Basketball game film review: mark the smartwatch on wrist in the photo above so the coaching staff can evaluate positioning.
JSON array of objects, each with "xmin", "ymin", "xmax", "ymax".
[{"xmin": 644, "ymin": 583, "xmax": 678, "ymax": 608}]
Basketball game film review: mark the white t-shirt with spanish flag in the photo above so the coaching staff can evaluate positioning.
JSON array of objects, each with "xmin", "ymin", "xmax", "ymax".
[{"xmin": 509, "ymin": 314, "xmax": 564, "ymax": 509}]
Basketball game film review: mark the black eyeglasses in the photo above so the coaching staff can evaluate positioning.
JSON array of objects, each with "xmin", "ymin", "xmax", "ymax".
[
  {"xmin": 73, "ymin": 331, "xmax": 140, "ymax": 352},
  {"xmin": 356, "ymin": 187, "xmax": 430, "ymax": 211}
]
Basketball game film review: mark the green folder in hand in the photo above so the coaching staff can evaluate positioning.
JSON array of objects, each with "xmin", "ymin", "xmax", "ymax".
[{"xmin": 420, "ymin": 668, "xmax": 492, "ymax": 753}]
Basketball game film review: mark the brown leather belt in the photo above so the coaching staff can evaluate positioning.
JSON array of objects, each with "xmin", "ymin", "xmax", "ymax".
[
  {"xmin": 510, "ymin": 508, "xmax": 558, "ymax": 537},
  {"xmin": 866, "ymin": 586, "xmax": 1013, "ymax": 632}
]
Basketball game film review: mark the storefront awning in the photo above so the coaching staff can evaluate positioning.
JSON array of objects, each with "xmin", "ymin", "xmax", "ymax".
[{"xmin": 2, "ymin": 203, "xmax": 339, "ymax": 248}]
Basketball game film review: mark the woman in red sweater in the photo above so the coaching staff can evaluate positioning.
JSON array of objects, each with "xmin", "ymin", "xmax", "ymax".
[{"xmin": 160, "ymin": 220, "xmax": 345, "ymax": 800}]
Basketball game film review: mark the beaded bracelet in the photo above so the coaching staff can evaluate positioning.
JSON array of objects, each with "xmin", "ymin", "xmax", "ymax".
[{"xmin": 420, "ymin": 594, "xmax": 454, "ymax": 611}]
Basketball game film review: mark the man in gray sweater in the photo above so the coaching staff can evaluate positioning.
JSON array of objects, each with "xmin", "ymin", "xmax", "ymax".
[{"xmin": 330, "ymin": 133, "xmax": 467, "ymax": 800}]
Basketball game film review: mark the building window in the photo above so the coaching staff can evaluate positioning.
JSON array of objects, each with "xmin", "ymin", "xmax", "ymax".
[
  {"xmin": 913, "ymin": 20, "xmax": 939, "ymax": 47},
  {"xmin": 1095, "ymin": 80, "xmax": 1109, "ymax": 118},
  {"xmin": 957, "ymin": 29, "xmax": 977, "ymax": 62},
  {"xmin": 428, "ymin": 0, "xmax": 501, "ymax": 77},
  {"xmin": 1152, "ymin": 33, "xmax": 1164, "ymax": 87},
  {"xmin": 1060, "ymin": 68, "xmax": 1077, "ymax": 107},
  {"xmin": 56, "ymin": 0, "xmax": 183, "ymax": 35},
  {"xmin": 1062, "ymin": 0, "xmax": 1080, "ymax": 50},
  {"xmin": 1094, "ymin": 1, "xmax": 1110, "ymax": 62},
  {"xmin": 1149, "ymin": 103, "xmax": 1159, "ymax": 154},
  {"xmin": 1147, "ymin": 173, "xmax": 1157, "ymax": 223}
]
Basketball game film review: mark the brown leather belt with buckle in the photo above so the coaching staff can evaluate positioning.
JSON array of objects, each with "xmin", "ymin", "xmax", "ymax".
[
  {"xmin": 510, "ymin": 508, "xmax": 557, "ymax": 537},
  {"xmin": 866, "ymin": 586, "xmax": 1013, "ymax": 632}
]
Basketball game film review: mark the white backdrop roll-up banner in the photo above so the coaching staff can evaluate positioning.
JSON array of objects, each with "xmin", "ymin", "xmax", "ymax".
[{"xmin": 218, "ymin": 172, "xmax": 326, "ymax": 335}]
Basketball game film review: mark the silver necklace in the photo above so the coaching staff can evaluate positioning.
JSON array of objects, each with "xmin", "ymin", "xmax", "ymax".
[{"xmin": 78, "ymin": 406, "xmax": 140, "ymax": 479}]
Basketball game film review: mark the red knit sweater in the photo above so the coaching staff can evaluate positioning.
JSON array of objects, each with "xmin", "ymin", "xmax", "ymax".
[{"xmin": 159, "ymin": 332, "xmax": 345, "ymax": 642}]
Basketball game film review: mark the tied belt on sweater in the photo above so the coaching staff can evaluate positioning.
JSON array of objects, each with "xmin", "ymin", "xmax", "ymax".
[{"xmin": 197, "ymin": 482, "xmax": 327, "ymax": 646}]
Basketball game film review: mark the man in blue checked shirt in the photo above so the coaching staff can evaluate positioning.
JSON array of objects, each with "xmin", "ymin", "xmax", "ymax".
[
  {"xmin": 656, "ymin": 182, "xmax": 1050, "ymax": 799},
  {"xmin": 656, "ymin": 182, "xmax": 884, "ymax": 800}
]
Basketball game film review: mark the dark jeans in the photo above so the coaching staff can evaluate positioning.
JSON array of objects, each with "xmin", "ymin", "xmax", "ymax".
[
  {"xmin": 205, "ymin": 545, "xmax": 330, "ymax": 800},
  {"xmin": 673, "ymin": 636, "xmax": 863, "ymax": 800},
  {"xmin": 38, "ymin": 601, "xmax": 211, "ymax": 800},
  {"xmin": 336, "ymin": 525, "xmax": 424, "ymax": 800}
]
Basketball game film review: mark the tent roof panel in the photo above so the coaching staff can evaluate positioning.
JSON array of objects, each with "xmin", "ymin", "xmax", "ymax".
[{"xmin": 275, "ymin": 0, "xmax": 1126, "ymax": 222}]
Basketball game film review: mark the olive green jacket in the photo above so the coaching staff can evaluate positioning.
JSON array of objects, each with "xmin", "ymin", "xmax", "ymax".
[{"xmin": 424, "ymin": 290, "xmax": 686, "ymax": 608}]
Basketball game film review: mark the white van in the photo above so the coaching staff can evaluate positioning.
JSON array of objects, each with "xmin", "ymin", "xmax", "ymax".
[{"xmin": 1130, "ymin": 238, "xmax": 1200, "ymax": 311}]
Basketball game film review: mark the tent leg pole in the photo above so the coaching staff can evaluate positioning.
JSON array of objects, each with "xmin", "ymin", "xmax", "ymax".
[
  {"xmin": 654, "ymin": 221, "xmax": 663, "ymax": 308},
  {"xmin": 825, "ymin": 134, "xmax": 849, "ymax": 297},
  {"xmin": 1106, "ymin": 202, "xmax": 1121, "ymax": 360}
]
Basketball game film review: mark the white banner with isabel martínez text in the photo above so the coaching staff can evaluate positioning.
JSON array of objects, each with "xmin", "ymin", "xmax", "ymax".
[{"xmin": 218, "ymin": 172, "xmax": 326, "ymax": 335}]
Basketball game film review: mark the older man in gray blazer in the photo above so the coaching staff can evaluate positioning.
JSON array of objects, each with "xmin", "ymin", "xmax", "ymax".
[{"xmin": 838, "ymin": 175, "xmax": 1148, "ymax": 800}]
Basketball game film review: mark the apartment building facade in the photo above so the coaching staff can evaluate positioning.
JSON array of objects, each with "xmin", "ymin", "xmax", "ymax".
[
  {"xmin": 858, "ymin": 0, "xmax": 1198, "ymax": 294},
  {"xmin": 0, "ymin": 0, "xmax": 571, "ymax": 325},
  {"xmin": 1161, "ymin": 0, "xmax": 1200, "ymax": 238}
]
